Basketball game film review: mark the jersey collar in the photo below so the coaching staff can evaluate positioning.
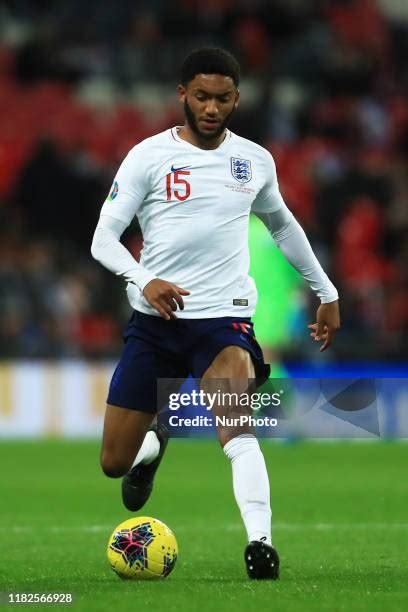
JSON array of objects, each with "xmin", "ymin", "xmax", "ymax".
[{"xmin": 170, "ymin": 126, "xmax": 232, "ymax": 151}]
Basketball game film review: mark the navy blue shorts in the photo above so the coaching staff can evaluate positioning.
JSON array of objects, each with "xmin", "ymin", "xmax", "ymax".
[{"xmin": 107, "ymin": 310, "xmax": 270, "ymax": 413}]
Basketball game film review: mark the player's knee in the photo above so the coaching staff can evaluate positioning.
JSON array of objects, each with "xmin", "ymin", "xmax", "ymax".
[
  {"xmin": 218, "ymin": 427, "xmax": 252, "ymax": 449},
  {"xmin": 218, "ymin": 429, "xmax": 236, "ymax": 449},
  {"xmin": 100, "ymin": 452, "xmax": 131, "ymax": 478}
]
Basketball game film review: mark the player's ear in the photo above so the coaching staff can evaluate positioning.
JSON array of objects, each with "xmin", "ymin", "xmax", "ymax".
[
  {"xmin": 177, "ymin": 84, "xmax": 186, "ymax": 104},
  {"xmin": 234, "ymin": 89, "xmax": 240, "ymax": 109}
]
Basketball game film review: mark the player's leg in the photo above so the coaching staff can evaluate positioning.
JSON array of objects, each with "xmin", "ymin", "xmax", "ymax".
[
  {"xmin": 200, "ymin": 345, "xmax": 279, "ymax": 579},
  {"xmin": 201, "ymin": 347, "xmax": 272, "ymax": 543},
  {"xmin": 100, "ymin": 400, "xmax": 169, "ymax": 511},
  {"xmin": 200, "ymin": 345, "xmax": 255, "ymax": 446},
  {"xmin": 100, "ymin": 404, "xmax": 155, "ymax": 478},
  {"xmin": 102, "ymin": 311, "xmax": 187, "ymax": 510}
]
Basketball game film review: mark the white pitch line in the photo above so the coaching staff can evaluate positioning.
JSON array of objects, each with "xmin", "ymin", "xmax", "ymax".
[
  {"xmin": 226, "ymin": 523, "xmax": 408, "ymax": 531},
  {"xmin": 1, "ymin": 523, "xmax": 408, "ymax": 534}
]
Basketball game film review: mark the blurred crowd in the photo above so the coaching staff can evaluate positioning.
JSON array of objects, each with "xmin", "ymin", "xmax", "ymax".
[{"xmin": 0, "ymin": 0, "xmax": 407, "ymax": 360}]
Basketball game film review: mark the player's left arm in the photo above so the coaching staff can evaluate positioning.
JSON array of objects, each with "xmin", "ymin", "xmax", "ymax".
[
  {"xmin": 254, "ymin": 206, "xmax": 340, "ymax": 351},
  {"xmin": 251, "ymin": 149, "xmax": 339, "ymax": 351}
]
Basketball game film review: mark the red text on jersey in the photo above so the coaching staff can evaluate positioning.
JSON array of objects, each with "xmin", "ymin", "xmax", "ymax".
[{"xmin": 166, "ymin": 171, "xmax": 191, "ymax": 202}]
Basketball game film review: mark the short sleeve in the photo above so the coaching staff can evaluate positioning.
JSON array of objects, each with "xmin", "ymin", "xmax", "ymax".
[
  {"xmin": 99, "ymin": 144, "xmax": 149, "ymax": 224},
  {"xmin": 251, "ymin": 150, "xmax": 285, "ymax": 214}
]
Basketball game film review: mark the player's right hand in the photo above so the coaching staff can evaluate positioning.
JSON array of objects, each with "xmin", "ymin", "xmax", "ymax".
[{"xmin": 142, "ymin": 278, "xmax": 190, "ymax": 320}]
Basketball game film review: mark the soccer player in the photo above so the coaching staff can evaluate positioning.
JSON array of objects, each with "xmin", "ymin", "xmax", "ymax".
[{"xmin": 91, "ymin": 47, "xmax": 340, "ymax": 580}]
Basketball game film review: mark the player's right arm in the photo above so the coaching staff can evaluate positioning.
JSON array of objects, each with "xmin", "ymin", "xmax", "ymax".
[{"xmin": 91, "ymin": 146, "xmax": 189, "ymax": 319}]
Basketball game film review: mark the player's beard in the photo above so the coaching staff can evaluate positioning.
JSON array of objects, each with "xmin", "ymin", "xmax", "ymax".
[{"xmin": 184, "ymin": 100, "xmax": 235, "ymax": 141}]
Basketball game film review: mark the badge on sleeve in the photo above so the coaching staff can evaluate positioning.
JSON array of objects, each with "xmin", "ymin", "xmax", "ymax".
[{"xmin": 108, "ymin": 181, "xmax": 119, "ymax": 201}]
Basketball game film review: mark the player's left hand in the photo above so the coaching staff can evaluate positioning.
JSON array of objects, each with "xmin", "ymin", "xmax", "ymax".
[{"xmin": 308, "ymin": 300, "xmax": 340, "ymax": 352}]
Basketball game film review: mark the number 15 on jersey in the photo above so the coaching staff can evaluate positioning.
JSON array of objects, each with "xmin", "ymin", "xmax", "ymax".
[{"xmin": 166, "ymin": 170, "xmax": 191, "ymax": 202}]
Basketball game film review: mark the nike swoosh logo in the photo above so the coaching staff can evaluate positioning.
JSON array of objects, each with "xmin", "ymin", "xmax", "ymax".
[{"xmin": 171, "ymin": 164, "xmax": 191, "ymax": 172}]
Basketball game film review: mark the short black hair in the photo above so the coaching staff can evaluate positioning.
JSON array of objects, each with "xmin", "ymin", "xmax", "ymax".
[{"xmin": 181, "ymin": 47, "xmax": 240, "ymax": 87}]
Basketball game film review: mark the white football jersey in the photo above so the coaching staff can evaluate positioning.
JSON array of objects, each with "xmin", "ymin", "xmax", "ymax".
[{"xmin": 100, "ymin": 127, "xmax": 286, "ymax": 318}]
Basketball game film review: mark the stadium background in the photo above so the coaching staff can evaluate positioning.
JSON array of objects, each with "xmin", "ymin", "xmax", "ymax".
[
  {"xmin": 1, "ymin": 0, "xmax": 408, "ymax": 362},
  {"xmin": 1, "ymin": 0, "xmax": 407, "ymax": 437}
]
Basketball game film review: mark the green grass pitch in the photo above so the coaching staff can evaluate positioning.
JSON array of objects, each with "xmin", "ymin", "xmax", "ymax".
[{"xmin": 0, "ymin": 440, "xmax": 407, "ymax": 611}]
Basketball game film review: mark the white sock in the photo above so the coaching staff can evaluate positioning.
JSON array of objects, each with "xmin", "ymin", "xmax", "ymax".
[
  {"xmin": 223, "ymin": 434, "xmax": 272, "ymax": 546},
  {"xmin": 131, "ymin": 431, "xmax": 160, "ymax": 467}
]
